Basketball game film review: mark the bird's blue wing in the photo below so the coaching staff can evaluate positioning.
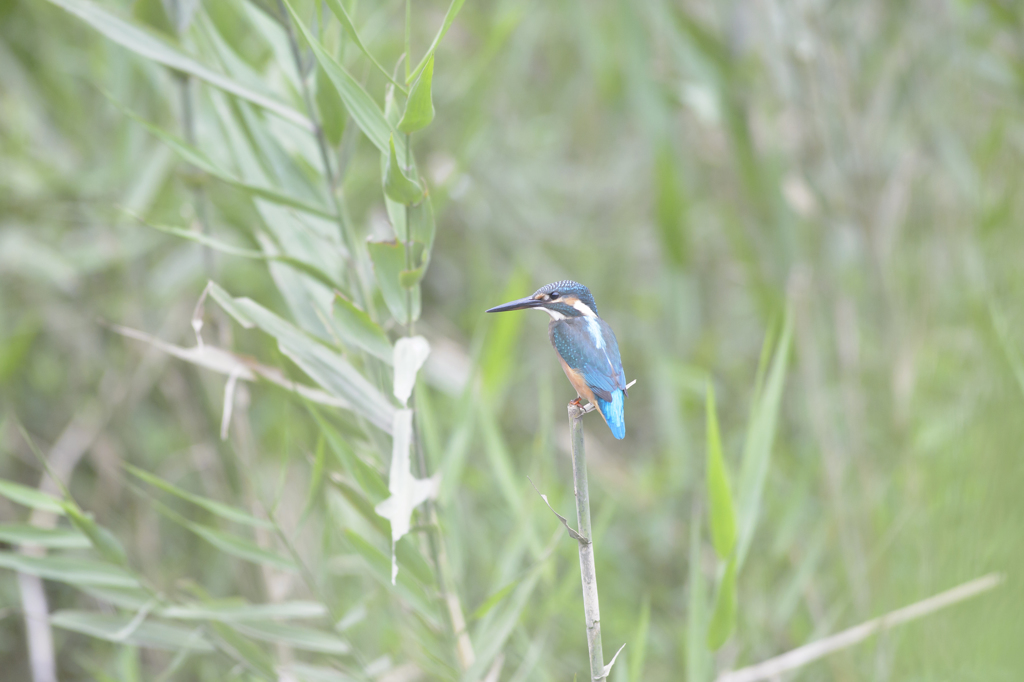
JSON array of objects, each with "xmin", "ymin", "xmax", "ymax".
[
  {"xmin": 550, "ymin": 318, "xmax": 627, "ymax": 401},
  {"xmin": 550, "ymin": 319, "xmax": 627, "ymax": 439}
]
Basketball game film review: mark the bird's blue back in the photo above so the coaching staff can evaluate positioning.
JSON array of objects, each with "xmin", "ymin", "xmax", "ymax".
[{"xmin": 549, "ymin": 317, "xmax": 627, "ymax": 439}]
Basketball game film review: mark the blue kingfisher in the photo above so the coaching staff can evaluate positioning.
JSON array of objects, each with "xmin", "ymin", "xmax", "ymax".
[{"xmin": 486, "ymin": 280, "xmax": 627, "ymax": 439}]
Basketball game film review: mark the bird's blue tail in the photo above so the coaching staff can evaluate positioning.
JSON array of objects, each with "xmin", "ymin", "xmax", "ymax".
[{"xmin": 597, "ymin": 390, "xmax": 626, "ymax": 440}]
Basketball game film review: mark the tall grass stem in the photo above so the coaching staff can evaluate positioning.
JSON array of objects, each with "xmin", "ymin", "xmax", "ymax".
[{"xmin": 568, "ymin": 402, "xmax": 605, "ymax": 679}]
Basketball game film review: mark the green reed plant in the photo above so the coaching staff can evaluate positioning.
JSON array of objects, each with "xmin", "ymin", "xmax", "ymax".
[
  {"xmin": 0, "ymin": 0, "xmax": 481, "ymax": 678},
  {"xmin": 3, "ymin": 0, "xmax": 1024, "ymax": 679}
]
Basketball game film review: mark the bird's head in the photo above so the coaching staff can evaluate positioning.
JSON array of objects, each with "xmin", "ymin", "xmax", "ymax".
[{"xmin": 486, "ymin": 280, "xmax": 600, "ymax": 320}]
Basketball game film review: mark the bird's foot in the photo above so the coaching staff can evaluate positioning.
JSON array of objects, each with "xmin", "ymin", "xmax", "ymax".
[{"xmin": 569, "ymin": 397, "xmax": 582, "ymax": 407}]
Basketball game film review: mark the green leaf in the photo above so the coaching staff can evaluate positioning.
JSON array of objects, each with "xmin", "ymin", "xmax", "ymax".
[
  {"xmin": 384, "ymin": 135, "xmax": 423, "ymax": 205},
  {"xmin": 0, "ymin": 552, "xmax": 139, "ymax": 587},
  {"xmin": 343, "ymin": 529, "xmax": 440, "ymax": 627},
  {"xmin": 116, "ymin": 104, "xmax": 334, "ymax": 220},
  {"xmin": 283, "ymin": 0, "xmax": 403, "ymax": 158},
  {"xmin": 398, "ymin": 55, "xmax": 435, "ymax": 133},
  {"xmin": 50, "ymin": 610, "xmax": 213, "ymax": 652},
  {"xmin": 706, "ymin": 555, "xmax": 737, "ymax": 650},
  {"xmin": 46, "ymin": 0, "xmax": 311, "ymax": 131},
  {"xmin": 0, "ymin": 479, "xmax": 65, "ymax": 514},
  {"xmin": 127, "ymin": 465, "xmax": 274, "ymax": 530},
  {"xmin": 408, "ymin": 198, "xmax": 437, "ymax": 254},
  {"xmin": 278, "ymin": 663, "xmax": 356, "ymax": 682},
  {"xmin": 306, "ymin": 405, "xmax": 389, "ymax": 501},
  {"xmin": 161, "ymin": 601, "xmax": 328, "ymax": 623},
  {"xmin": 461, "ymin": 571, "xmax": 541, "ymax": 682},
  {"xmin": 735, "ymin": 309, "xmax": 793, "ymax": 570},
  {"xmin": 206, "ymin": 622, "xmax": 276, "ymax": 678},
  {"xmin": 144, "ymin": 495, "xmax": 295, "ymax": 571},
  {"xmin": 399, "ymin": 267, "xmax": 425, "ymax": 289},
  {"xmin": 64, "ymin": 504, "xmax": 129, "ymax": 566},
  {"xmin": 321, "ymin": 0, "xmax": 407, "ymax": 94},
  {"xmin": 469, "ymin": 581, "xmax": 517, "ymax": 622},
  {"xmin": 408, "ymin": 0, "xmax": 466, "ymax": 84},
  {"xmin": 81, "ymin": 586, "xmax": 154, "ymax": 610},
  {"xmin": 629, "ymin": 596, "xmax": 651, "ymax": 682},
  {"xmin": 142, "ymin": 222, "xmax": 339, "ymax": 289},
  {"xmin": 300, "ymin": 436, "xmax": 328, "ymax": 524},
  {"xmin": 184, "ymin": 522, "xmax": 296, "ymax": 572},
  {"xmin": 328, "ymin": 478, "xmax": 389, "ymax": 537},
  {"xmin": 209, "ymin": 286, "xmax": 397, "ymax": 433},
  {"xmin": 0, "ymin": 524, "xmax": 89, "ymax": 549},
  {"xmin": 705, "ymin": 382, "xmax": 736, "ymax": 560},
  {"xmin": 230, "ymin": 621, "xmax": 350, "ymax": 655},
  {"xmin": 331, "ymin": 293, "xmax": 393, "ymax": 363},
  {"xmin": 368, "ymin": 240, "xmax": 421, "ymax": 323},
  {"xmin": 316, "ymin": 64, "xmax": 347, "ymax": 147}
]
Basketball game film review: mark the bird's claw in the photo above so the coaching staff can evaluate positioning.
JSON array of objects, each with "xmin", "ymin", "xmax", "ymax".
[{"xmin": 570, "ymin": 397, "xmax": 582, "ymax": 407}]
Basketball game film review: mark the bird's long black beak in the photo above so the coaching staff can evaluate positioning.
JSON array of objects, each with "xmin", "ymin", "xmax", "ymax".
[{"xmin": 485, "ymin": 296, "xmax": 543, "ymax": 313}]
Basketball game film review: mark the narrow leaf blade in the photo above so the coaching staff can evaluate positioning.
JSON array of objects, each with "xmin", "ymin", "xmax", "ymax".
[
  {"xmin": 46, "ymin": 0, "xmax": 311, "ymax": 130},
  {"xmin": 398, "ymin": 55, "xmax": 435, "ymax": 133},
  {"xmin": 705, "ymin": 382, "xmax": 736, "ymax": 559}
]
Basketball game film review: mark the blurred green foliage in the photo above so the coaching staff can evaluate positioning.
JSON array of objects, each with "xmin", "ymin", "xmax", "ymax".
[{"xmin": 2, "ymin": 0, "xmax": 1024, "ymax": 680}]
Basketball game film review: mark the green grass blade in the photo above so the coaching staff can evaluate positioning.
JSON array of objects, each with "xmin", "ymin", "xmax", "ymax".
[
  {"xmin": 0, "ymin": 552, "xmax": 139, "ymax": 588},
  {"xmin": 0, "ymin": 478, "xmax": 65, "ymax": 514},
  {"xmin": 230, "ymin": 621, "xmax": 350, "ymax": 655},
  {"xmin": 283, "ymin": 0, "xmax": 404, "ymax": 158},
  {"xmin": 342, "ymin": 529, "xmax": 441, "ymax": 627},
  {"xmin": 628, "ymin": 596, "xmax": 651, "ymax": 682},
  {"xmin": 141, "ymin": 222, "xmax": 339, "ymax": 289},
  {"xmin": 50, "ymin": 611, "xmax": 213, "ymax": 652},
  {"xmin": 735, "ymin": 308, "xmax": 793, "ymax": 571},
  {"xmin": 209, "ymin": 288, "xmax": 397, "ymax": 432},
  {"xmin": 45, "ymin": 0, "xmax": 311, "ymax": 131},
  {"xmin": 127, "ymin": 465, "xmax": 274, "ymax": 530},
  {"xmin": 407, "ymin": 0, "xmax": 467, "ymax": 84},
  {"xmin": 398, "ymin": 55, "xmax": 435, "ymax": 134},
  {"xmin": 332, "ymin": 293, "xmax": 393, "ymax": 363},
  {"xmin": 322, "ymin": 0, "xmax": 407, "ymax": 93},
  {"xmin": 160, "ymin": 601, "xmax": 327, "ymax": 622},
  {"xmin": 116, "ymin": 103, "xmax": 334, "ymax": 220},
  {"xmin": 0, "ymin": 524, "xmax": 90, "ymax": 548},
  {"xmin": 461, "ymin": 571, "xmax": 541, "ymax": 682},
  {"xmin": 705, "ymin": 381, "xmax": 737, "ymax": 559},
  {"xmin": 184, "ymin": 522, "xmax": 296, "ymax": 572},
  {"xmin": 63, "ymin": 504, "xmax": 129, "ymax": 566},
  {"xmin": 368, "ymin": 239, "xmax": 421, "ymax": 323},
  {"xmin": 384, "ymin": 135, "xmax": 424, "ymax": 204},
  {"xmin": 705, "ymin": 555, "xmax": 737, "ymax": 650}
]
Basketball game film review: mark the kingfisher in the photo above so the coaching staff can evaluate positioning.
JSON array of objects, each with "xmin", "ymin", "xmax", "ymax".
[{"xmin": 486, "ymin": 280, "xmax": 627, "ymax": 439}]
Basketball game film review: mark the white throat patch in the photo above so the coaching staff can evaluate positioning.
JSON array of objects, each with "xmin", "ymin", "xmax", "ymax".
[
  {"xmin": 570, "ymin": 299, "xmax": 598, "ymax": 317},
  {"xmin": 539, "ymin": 307, "xmax": 566, "ymax": 321}
]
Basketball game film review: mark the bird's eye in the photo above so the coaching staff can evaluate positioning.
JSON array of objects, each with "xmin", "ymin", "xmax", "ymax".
[{"xmin": 548, "ymin": 292, "xmax": 560, "ymax": 299}]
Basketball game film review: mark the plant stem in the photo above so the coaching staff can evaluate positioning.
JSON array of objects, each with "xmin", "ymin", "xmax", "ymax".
[
  {"xmin": 176, "ymin": 72, "xmax": 217, "ymax": 277},
  {"xmin": 568, "ymin": 402, "xmax": 605, "ymax": 680},
  {"xmin": 276, "ymin": 0, "xmax": 373, "ymax": 312}
]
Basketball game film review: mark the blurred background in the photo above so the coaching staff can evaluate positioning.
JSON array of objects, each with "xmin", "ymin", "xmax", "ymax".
[{"xmin": 1, "ymin": 0, "xmax": 1022, "ymax": 680}]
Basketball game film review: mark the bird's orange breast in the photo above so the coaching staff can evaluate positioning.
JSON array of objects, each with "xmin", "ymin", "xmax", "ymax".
[{"xmin": 558, "ymin": 356, "xmax": 597, "ymax": 404}]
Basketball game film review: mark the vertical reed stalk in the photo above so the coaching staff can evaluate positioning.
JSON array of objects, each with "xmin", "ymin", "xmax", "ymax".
[
  {"xmin": 568, "ymin": 402, "xmax": 605, "ymax": 679},
  {"xmin": 275, "ymin": 0, "xmax": 374, "ymax": 312}
]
